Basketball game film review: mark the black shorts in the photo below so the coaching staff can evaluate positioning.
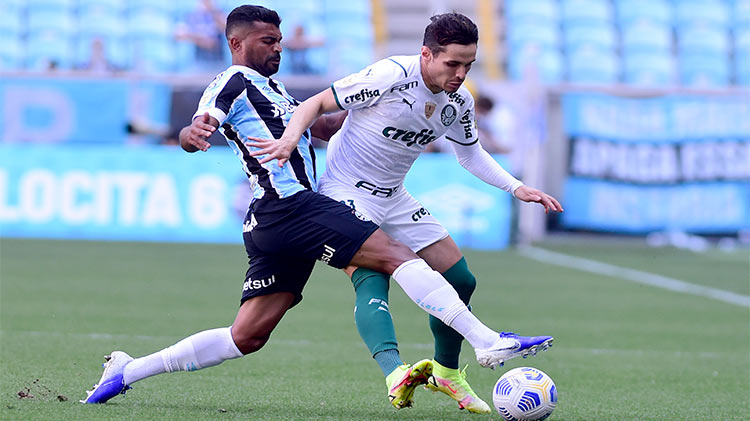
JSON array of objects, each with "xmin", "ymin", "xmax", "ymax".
[{"xmin": 241, "ymin": 189, "xmax": 379, "ymax": 307}]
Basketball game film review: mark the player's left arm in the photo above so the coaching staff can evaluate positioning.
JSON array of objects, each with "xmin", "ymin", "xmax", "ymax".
[
  {"xmin": 246, "ymin": 88, "xmax": 341, "ymax": 166},
  {"xmin": 447, "ymin": 96, "xmax": 562, "ymax": 214}
]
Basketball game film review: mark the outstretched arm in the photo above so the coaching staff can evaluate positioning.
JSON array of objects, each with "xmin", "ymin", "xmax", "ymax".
[
  {"xmin": 450, "ymin": 140, "xmax": 563, "ymax": 214},
  {"xmin": 246, "ymin": 88, "xmax": 341, "ymax": 166}
]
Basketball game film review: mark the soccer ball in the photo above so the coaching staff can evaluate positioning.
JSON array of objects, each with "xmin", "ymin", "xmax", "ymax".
[{"xmin": 492, "ymin": 367, "xmax": 557, "ymax": 421}]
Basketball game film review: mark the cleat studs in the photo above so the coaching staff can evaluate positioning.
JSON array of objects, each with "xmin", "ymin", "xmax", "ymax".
[{"xmin": 104, "ymin": 355, "xmax": 111, "ymax": 361}]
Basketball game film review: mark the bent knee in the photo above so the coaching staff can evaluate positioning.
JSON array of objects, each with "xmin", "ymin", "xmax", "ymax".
[{"xmin": 232, "ymin": 333, "xmax": 270, "ymax": 355}]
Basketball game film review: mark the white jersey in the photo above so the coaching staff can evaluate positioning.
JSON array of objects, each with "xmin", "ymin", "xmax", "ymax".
[{"xmin": 326, "ymin": 54, "xmax": 478, "ymax": 191}]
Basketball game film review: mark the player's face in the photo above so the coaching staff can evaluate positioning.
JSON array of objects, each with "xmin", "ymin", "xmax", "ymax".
[
  {"xmin": 233, "ymin": 21, "xmax": 283, "ymax": 77},
  {"xmin": 421, "ymin": 43, "xmax": 477, "ymax": 93}
]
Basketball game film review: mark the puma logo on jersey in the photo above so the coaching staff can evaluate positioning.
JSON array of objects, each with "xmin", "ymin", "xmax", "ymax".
[
  {"xmin": 382, "ymin": 127, "xmax": 437, "ymax": 147},
  {"xmin": 402, "ymin": 98, "xmax": 415, "ymax": 110},
  {"xmin": 344, "ymin": 88, "xmax": 380, "ymax": 104}
]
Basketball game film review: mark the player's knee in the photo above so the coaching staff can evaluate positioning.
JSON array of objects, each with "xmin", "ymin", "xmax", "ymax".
[
  {"xmin": 443, "ymin": 258, "xmax": 477, "ymax": 303},
  {"xmin": 381, "ymin": 237, "xmax": 418, "ymax": 274},
  {"xmin": 232, "ymin": 332, "xmax": 270, "ymax": 355}
]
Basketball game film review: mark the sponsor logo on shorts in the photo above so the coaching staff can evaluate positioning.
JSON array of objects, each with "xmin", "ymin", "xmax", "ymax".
[
  {"xmin": 319, "ymin": 244, "xmax": 336, "ymax": 264},
  {"xmin": 243, "ymin": 275, "xmax": 276, "ymax": 291},
  {"xmin": 344, "ymin": 88, "xmax": 380, "ymax": 104},
  {"xmin": 355, "ymin": 180, "xmax": 399, "ymax": 198},
  {"xmin": 390, "ymin": 81, "xmax": 418, "ymax": 92},
  {"xmin": 243, "ymin": 214, "xmax": 258, "ymax": 232},
  {"xmin": 382, "ymin": 127, "xmax": 437, "ymax": 147},
  {"xmin": 411, "ymin": 207, "xmax": 431, "ymax": 221},
  {"xmin": 440, "ymin": 104, "xmax": 457, "ymax": 126}
]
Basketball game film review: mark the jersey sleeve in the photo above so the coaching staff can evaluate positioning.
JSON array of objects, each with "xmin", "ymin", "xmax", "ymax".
[
  {"xmin": 194, "ymin": 71, "xmax": 246, "ymax": 125},
  {"xmin": 330, "ymin": 58, "xmax": 404, "ymax": 111},
  {"xmin": 445, "ymin": 89, "xmax": 479, "ymax": 147}
]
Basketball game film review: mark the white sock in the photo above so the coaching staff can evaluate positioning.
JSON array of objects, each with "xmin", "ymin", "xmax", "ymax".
[
  {"xmin": 391, "ymin": 259, "xmax": 498, "ymax": 349},
  {"xmin": 123, "ymin": 327, "xmax": 243, "ymax": 385}
]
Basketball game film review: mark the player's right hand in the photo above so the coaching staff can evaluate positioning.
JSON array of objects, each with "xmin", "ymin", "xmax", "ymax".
[{"xmin": 180, "ymin": 112, "xmax": 215, "ymax": 152}]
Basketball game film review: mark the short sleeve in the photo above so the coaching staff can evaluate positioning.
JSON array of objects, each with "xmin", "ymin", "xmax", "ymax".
[
  {"xmin": 194, "ymin": 71, "xmax": 246, "ymax": 124},
  {"xmin": 330, "ymin": 58, "xmax": 405, "ymax": 111},
  {"xmin": 445, "ymin": 89, "xmax": 479, "ymax": 147}
]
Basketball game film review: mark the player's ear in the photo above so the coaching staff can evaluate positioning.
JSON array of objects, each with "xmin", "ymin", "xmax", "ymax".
[
  {"xmin": 421, "ymin": 46, "xmax": 432, "ymax": 61},
  {"xmin": 228, "ymin": 36, "xmax": 242, "ymax": 53}
]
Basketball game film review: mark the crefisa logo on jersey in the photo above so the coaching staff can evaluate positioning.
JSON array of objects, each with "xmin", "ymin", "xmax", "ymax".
[
  {"xmin": 447, "ymin": 92, "xmax": 466, "ymax": 106},
  {"xmin": 460, "ymin": 109, "xmax": 473, "ymax": 139},
  {"xmin": 344, "ymin": 88, "xmax": 380, "ymax": 104},
  {"xmin": 440, "ymin": 104, "xmax": 457, "ymax": 126}
]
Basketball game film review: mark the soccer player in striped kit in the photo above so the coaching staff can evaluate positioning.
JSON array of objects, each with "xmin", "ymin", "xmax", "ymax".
[{"xmin": 81, "ymin": 6, "xmax": 553, "ymax": 410}]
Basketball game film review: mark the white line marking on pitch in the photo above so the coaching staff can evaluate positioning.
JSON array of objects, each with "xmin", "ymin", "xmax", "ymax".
[{"xmin": 519, "ymin": 246, "xmax": 750, "ymax": 308}]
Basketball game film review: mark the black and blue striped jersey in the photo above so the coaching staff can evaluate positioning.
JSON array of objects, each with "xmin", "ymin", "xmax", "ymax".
[{"xmin": 195, "ymin": 65, "xmax": 316, "ymax": 200}]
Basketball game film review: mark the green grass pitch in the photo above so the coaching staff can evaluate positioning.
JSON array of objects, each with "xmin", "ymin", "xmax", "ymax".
[{"xmin": 1, "ymin": 238, "xmax": 748, "ymax": 420}]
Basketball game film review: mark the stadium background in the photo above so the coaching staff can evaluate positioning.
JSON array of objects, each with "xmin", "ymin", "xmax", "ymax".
[{"xmin": 1, "ymin": 0, "xmax": 748, "ymax": 420}]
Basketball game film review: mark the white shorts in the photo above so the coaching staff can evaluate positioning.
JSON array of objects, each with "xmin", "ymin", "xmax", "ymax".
[{"xmin": 318, "ymin": 175, "xmax": 449, "ymax": 252}]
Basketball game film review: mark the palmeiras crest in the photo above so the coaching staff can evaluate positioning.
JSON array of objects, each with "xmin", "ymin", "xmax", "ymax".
[{"xmin": 440, "ymin": 104, "xmax": 457, "ymax": 126}]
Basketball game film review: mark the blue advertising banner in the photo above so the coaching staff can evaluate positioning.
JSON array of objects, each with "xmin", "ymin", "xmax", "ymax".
[
  {"xmin": 0, "ymin": 144, "xmax": 512, "ymax": 249},
  {"xmin": 0, "ymin": 78, "xmax": 170, "ymax": 143},
  {"xmin": 560, "ymin": 93, "xmax": 750, "ymax": 233}
]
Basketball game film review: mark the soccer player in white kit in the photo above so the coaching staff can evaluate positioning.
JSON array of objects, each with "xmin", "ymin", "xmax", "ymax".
[{"xmin": 249, "ymin": 13, "xmax": 562, "ymax": 413}]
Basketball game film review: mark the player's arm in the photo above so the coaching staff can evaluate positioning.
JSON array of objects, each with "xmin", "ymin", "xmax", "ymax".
[
  {"xmin": 450, "ymin": 139, "xmax": 563, "ymax": 213},
  {"xmin": 309, "ymin": 111, "xmax": 347, "ymax": 141},
  {"xmin": 179, "ymin": 113, "xmax": 218, "ymax": 153},
  {"xmin": 247, "ymin": 88, "xmax": 341, "ymax": 166}
]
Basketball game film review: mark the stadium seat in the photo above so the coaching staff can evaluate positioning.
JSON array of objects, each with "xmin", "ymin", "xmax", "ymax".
[
  {"xmin": 127, "ymin": 0, "xmax": 176, "ymax": 14},
  {"xmin": 566, "ymin": 46, "xmax": 619, "ymax": 84},
  {"xmin": 560, "ymin": 0, "xmax": 613, "ymax": 24},
  {"xmin": 563, "ymin": 22, "xmax": 617, "ymax": 50},
  {"xmin": 78, "ymin": 8, "xmax": 126, "ymax": 38},
  {"xmin": 0, "ymin": 8, "xmax": 24, "ymax": 37},
  {"xmin": 737, "ymin": 51, "xmax": 750, "ymax": 85},
  {"xmin": 678, "ymin": 52, "xmax": 730, "ymax": 87},
  {"xmin": 677, "ymin": 26, "xmax": 730, "ymax": 55},
  {"xmin": 127, "ymin": 10, "xmax": 174, "ymax": 39},
  {"xmin": 324, "ymin": 17, "xmax": 373, "ymax": 44},
  {"xmin": 78, "ymin": 0, "xmax": 126, "ymax": 13},
  {"xmin": 736, "ymin": 26, "xmax": 750, "ymax": 54},
  {"xmin": 0, "ymin": 33, "xmax": 23, "ymax": 70},
  {"xmin": 621, "ymin": 20, "xmax": 672, "ymax": 53},
  {"xmin": 623, "ymin": 51, "xmax": 675, "ymax": 86},
  {"xmin": 27, "ymin": 10, "xmax": 76, "ymax": 34},
  {"xmin": 26, "ymin": 31, "xmax": 75, "ymax": 70},
  {"xmin": 322, "ymin": 0, "xmax": 370, "ymax": 18},
  {"xmin": 507, "ymin": 22, "xmax": 560, "ymax": 51},
  {"xmin": 615, "ymin": 0, "xmax": 672, "ymax": 26},
  {"xmin": 736, "ymin": 0, "xmax": 750, "ymax": 27},
  {"xmin": 508, "ymin": 46, "xmax": 563, "ymax": 83},
  {"xmin": 75, "ymin": 35, "xmax": 130, "ymax": 70},
  {"xmin": 130, "ymin": 36, "xmax": 176, "ymax": 73},
  {"xmin": 505, "ymin": 0, "xmax": 559, "ymax": 24},
  {"xmin": 27, "ymin": 0, "xmax": 74, "ymax": 13},
  {"xmin": 675, "ymin": 0, "xmax": 730, "ymax": 28}
]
